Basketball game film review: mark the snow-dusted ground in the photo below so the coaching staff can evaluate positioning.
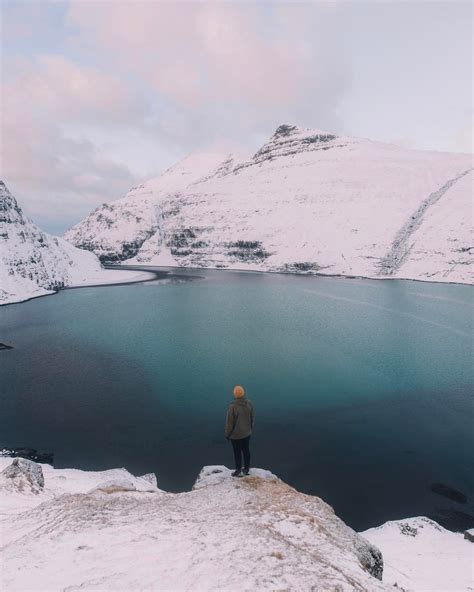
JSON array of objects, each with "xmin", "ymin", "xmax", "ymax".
[
  {"xmin": 362, "ymin": 517, "xmax": 474, "ymax": 592},
  {"xmin": 0, "ymin": 457, "xmax": 388, "ymax": 591},
  {"xmin": 0, "ymin": 181, "xmax": 154, "ymax": 305},
  {"xmin": 1, "ymin": 457, "xmax": 472, "ymax": 591},
  {"xmin": 66, "ymin": 124, "xmax": 473, "ymax": 285}
]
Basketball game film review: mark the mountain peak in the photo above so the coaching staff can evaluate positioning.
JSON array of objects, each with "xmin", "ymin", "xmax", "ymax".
[
  {"xmin": 243, "ymin": 124, "xmax": 339, "ymax": 167},
  {"xmin": 272, "ymin": 123, "xmax": 336, "ymax": 140},
  {"xmin": 273, "ymin": 124, "xmax": 300, "ymax": 137}
]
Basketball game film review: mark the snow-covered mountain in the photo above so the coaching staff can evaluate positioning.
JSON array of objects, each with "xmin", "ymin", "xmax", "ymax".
[
  {"xmin": 66, "ymin": 125, "xmax": 473, "ymax": 284},
  {"xmin": 2, "ymin": 457, "xmax": 471, "ymax": 591},
  {"xmin": 0, "ymin": 181, "xmax": 153, "ymax": 305}
]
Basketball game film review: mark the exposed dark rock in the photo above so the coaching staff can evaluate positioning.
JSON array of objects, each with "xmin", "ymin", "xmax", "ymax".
[
  {"xmin": 464, "ymin": 529, "xmax": 474, "ymax": 542},
  {"xmin": 1, "ymin": 447, "xmax": 54, "ymax": 464},
  {"xmin": 282, "ymin": 262, "xmax": 322, "ymax": 273},
  {"xmin": 431, "ymin": 483, "xmax": 467, "ymax": 504},
  {"xmin": 399, "ymin": 523, "xmax": 418, "ymax": 537},
  {"xmin": 228, "ymin": 240, "xmax": 260, "ymax": 249},
  {"xmin": 355, "ymin": 539, "xmax": 384, "ymax": 580},
  {"xmin": 226, "ymin": 240, "xmax": 270, "ymax": 262},
  {"xmin": 167, "ymin": 228, "xmax": 205, "ymax": 257},
  {"xmin": 171, "ymin": 249, "xmax": 193, "ymax": 257},
  {"xmin": 303, "ymin": 134, "xmax": 337, "ymax": 144},
  {"xmin": 274, "ymin": 124, "xmax": 298, "ymax": 137}
]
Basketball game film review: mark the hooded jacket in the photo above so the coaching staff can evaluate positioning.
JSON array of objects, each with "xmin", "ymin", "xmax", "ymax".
[{"xmin": 225, "ymin": 397, "xmax": 255, "ymax": 440}]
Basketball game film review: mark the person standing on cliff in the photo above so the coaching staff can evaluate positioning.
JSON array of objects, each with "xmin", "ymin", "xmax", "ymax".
[{"xmin": 225, "ymin": 385, "xmax": 255, "ymax": 477}]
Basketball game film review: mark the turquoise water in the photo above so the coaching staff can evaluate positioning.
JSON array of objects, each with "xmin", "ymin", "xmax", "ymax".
[{"xmin": 0, "ymin": 268, "xmax": 472, "ymax": 530}]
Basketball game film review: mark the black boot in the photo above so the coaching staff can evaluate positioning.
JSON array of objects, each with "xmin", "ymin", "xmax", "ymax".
[
  {"xmin": 242, "ymin": 467, "xmax": 250, "ymax": 476},
  {"xmin": 231, "ymin": 469, "xmax": 242, "ymax": 477}
]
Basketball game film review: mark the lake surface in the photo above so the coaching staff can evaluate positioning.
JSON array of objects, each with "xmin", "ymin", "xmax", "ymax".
[{"xmin": 1, "ymin": 268, "xmax": 473, "ymax": 531}]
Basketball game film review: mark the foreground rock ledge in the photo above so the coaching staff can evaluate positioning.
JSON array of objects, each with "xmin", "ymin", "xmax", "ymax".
[{"xmin": 0, "ymin": 459, "xmax": 387, "ymax": 591}]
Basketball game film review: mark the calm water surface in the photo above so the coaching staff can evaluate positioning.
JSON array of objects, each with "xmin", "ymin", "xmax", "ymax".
[{"xmin": 1, "ymin": 268, "xmax": 472, "ymax": 531}]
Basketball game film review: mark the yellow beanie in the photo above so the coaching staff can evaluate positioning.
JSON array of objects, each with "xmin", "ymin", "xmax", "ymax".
[{"xmin": 233, "ymin": 385, "xmax": 245, "ymax": 398}]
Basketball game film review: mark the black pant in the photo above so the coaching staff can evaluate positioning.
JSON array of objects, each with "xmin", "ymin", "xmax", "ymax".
[{"xmin": 231, "ymin": 436, "xmax": 251, "ymax": 471}]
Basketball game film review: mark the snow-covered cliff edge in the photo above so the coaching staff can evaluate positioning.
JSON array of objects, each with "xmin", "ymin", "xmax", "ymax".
[
  {"xmin": 0, "ymin": 182, "xmax": 154, "ymax": 305},
  {"xmin": 0, "ymin": 457, "xmax": 387, "ymax": 591},
  {"xmin": 1, "ymin": 457, "xmax": 472, "ymax": 591},
  {"xmin": 66, "ymin": 125, "xmax": 473, "ymax": 284}
]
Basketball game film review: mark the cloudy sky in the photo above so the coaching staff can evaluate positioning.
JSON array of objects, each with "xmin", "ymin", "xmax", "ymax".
[{"xmin": 1, "ymin": 0, "xmax": 472, "ymax": 234}]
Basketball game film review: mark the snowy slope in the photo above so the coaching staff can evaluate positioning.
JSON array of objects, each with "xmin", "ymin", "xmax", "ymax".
[
  {"xmin": 0, "ymin": 181, "xmax": 154, "ymax": 305},
  {"xmin": 362, "ymin": 516, "xmax": 474, "ymax": 591},
  {"xmin": 0, "ymin": 457, "xmax": 388, "ymax": 591},
  {"xmin": 64, "ymin": 153, "xmax": 237, "ymax": 263},
  {"xmin": 66, "ymin": 125, "xmax": 473, "ymax": 284}
]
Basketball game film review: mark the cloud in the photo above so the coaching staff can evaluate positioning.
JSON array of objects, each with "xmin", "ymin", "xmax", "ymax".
[
  {"xmin": 1, "ymin": 55, "xmax": 142, "ymax": 230},
  {"xmin": 66, "ymin": 1, "xmax": 348, "ymax": 123},
  {"xmin": 1, "ymin": 1, "xmax": 351, "ymax": 233},
  {"xmin": 1, "ymin": 1, "xmax": 471, "ymax": 233}
]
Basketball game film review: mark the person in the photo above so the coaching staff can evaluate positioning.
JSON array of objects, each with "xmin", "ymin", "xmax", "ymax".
[{"xmin": 225, "ymin": 385, "xmax": 255, "ymax": 477}]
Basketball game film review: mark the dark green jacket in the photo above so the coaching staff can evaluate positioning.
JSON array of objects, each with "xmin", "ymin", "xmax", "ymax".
[{"xmin": 225, "ymin": 397, "xmax": 255, "ymax": 440}]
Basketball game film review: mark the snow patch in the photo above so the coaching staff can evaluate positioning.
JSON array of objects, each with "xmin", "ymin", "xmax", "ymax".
[{"xmin": 362, "ymin": 516, "xmax": 474, "ymax": 591}]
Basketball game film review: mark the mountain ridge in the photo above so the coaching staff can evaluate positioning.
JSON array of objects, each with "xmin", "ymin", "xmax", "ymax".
[
  {"xmin": 65, "ymin": 124, "xmax": 473, "ymax": 284},
  {"xmin": 0, "ymin": 181, "xmax": 154, "ymax": 305}
]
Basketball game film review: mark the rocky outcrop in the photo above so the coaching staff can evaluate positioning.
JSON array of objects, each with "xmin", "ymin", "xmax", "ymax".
[
  {"xmin": 1, "ymin": 457, "xmax": 44, "ymax": 493},
  {"xmin": 65, "ymin": 125, "xmax": 473, "ymax": 284},
  {"xmin": 464, "ymin": 528, "xmax": 474, "ymax": 542},
  {"xmin": 0, "ymin": 458, "xmax": 389, "ymax": 591}
]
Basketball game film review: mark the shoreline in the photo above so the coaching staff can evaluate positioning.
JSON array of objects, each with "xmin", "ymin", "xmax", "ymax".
[
  {"xmin": 64, "ymin": 268, "xmax": 161, "ymax": 290},
  {"xmin": 107, "ymin": 262, "xmax": 473, "ymax": 288},
  {"xmin": 1, "ymin": 263, "xmax": 471, "ymax": 308},
  {"xmin": 0, "ymin": 268, "xmax": 163, "ymax": 308}
]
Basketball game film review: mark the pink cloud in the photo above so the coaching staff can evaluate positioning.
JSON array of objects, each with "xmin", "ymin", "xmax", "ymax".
[
  {"xmin": 65, "ymin": 1, "xmax": 327, "ymax": 109},
  {"xmin": 3, "ymin": 54, "xmax": 145, "ymax": 122}
]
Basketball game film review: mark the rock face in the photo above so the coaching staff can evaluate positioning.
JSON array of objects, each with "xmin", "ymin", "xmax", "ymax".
[
  {"xmin": 464, "ymin": 528, "xmax": 474, "ymax": 542},
  {"xmin": 0, "ymin": 458, "xmax": 389, "ymax": 591},
  {"xmin": 0, "ymin": 181, "xmax": 101, "ymax": 304},
  {"xmin": 65, "ymin": 125, "xmax": 473, "ymax": 284},
  {"xmin": 1, "ymin": 457, "xmax": 45, "ymax": 493}
]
